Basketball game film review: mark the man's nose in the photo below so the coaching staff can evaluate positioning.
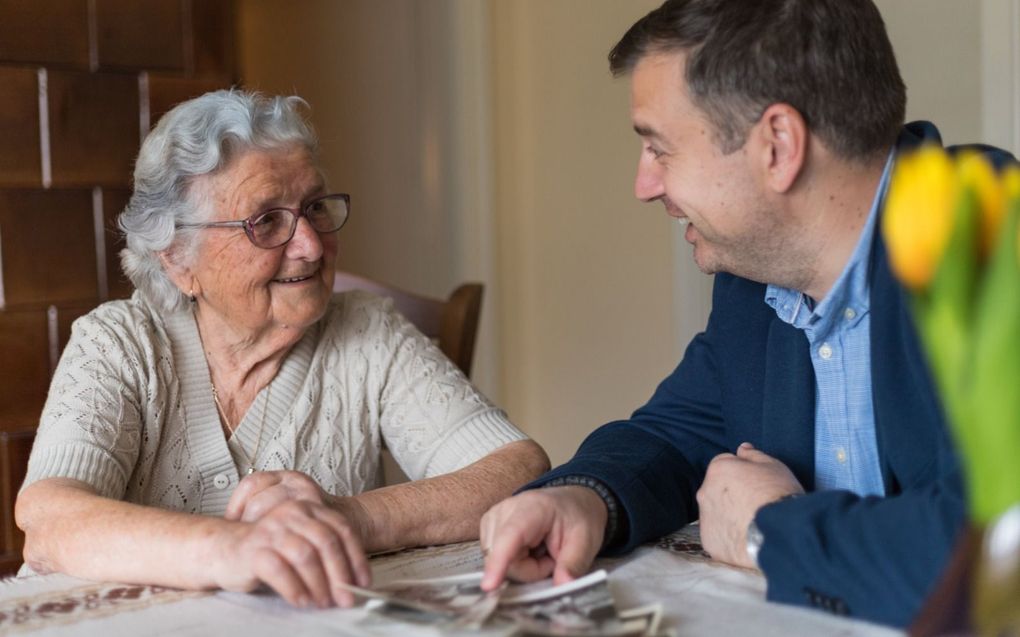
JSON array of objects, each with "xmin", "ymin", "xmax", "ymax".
[{"xmin": 634, "ymin": 154, "xmax": 666, "ymax": 202}]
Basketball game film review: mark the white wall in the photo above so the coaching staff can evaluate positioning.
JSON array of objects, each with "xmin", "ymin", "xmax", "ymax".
[
  {"xmin": 876, "ymin": 0, "xmax": 1018, "ymax": 155},
  {"xmin": 490, "ymin": 0, "xmax": 676, "ymax": 464},
  {"xmin": 980, "ymin": 0, "xmax": 1020, "ymax": 154},
  {"xmin": 878, "ymin": 0, "xmax": 984, "ymax": 146}
]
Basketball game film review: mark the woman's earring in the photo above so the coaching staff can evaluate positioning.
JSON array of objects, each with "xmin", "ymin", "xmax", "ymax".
[{"xmin": 189, "ymin": 289, "xmax": 196, "ymax": 303}]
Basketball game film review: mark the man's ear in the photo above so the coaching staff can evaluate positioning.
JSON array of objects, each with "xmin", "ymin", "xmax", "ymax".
[{"xmin": 752, "ymin": 103, "xmax": 807, "ymax": 194}]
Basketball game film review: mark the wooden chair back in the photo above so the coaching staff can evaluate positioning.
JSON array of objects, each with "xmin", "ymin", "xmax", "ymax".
[{"xmin": 332, "ymin": 271, "xmax": 484, "ymax": 378}]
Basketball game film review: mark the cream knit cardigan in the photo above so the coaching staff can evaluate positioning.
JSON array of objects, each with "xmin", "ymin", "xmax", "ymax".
[{"xmin": 23, "ymin": 290, "xmax": 526, "ymax": 516}]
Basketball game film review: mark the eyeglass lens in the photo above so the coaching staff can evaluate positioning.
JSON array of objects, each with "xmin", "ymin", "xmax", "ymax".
[{"xmin": 249, "ymin": 196, "xmax": 349, "ymax": 247}]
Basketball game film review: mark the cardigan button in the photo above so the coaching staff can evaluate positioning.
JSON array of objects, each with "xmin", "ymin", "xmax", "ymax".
[{"xmin": 213, "ymin": 474, "xmax": 230, "ymax": 489}]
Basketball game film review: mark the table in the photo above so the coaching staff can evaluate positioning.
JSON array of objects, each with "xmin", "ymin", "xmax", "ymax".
[{"xmin": 0, "ymin": 530, "xmax": 903, "ymax": 636}]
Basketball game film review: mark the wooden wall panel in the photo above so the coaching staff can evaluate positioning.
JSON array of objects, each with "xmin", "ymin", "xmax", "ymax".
[
  {"xmin": 47, "ymin": 71, "xmax": 138, "ymax": 187},
  {"xmin": 0, "ymin": 309, "xmax": 50, "ymax": 431},
  {"xmin": 0, "ymin": 67, "xmax": 41, "ymax": 188},
  {"xmin": 94, "ymin": 0, "xmax": 184, "ymax": 71},
  {"xmin": 55, "ymin": 304, "xmax": 95, "ymax": 352},
  {"xmin": 0, "ymin": 189, "xmax": 98, "ymax": 307},
  {"xmin": 0, "ymin": 0, "xmax": 237, "ymax": 575},
  {"xmin": 192, "ymin": 0, "xmax": 236, "ymax": 79},
  {"xmin": 0, "ymin": 429, "xmax": 35, "ymax": 575},
  {"xmin": 0, "ymin": 0, "xmax": 89, "ymax": 68},
  {"xmin": 148, "ymin": 75, "xmax": 228, "ymax": 129},
  {"xmin": 101, "ymin": 189, "xmax": 133, "ymax": 300}
]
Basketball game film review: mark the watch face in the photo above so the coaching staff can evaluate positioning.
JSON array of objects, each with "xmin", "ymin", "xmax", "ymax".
[
  {"xmin": 746, "ymin": 520, "xmax": 764, "ymax": 566},
  {"xmin": 747, "ymin": 522, "xmax": 764, "ymax": 545}
]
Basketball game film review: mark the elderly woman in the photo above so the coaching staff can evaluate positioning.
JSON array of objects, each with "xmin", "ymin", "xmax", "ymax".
[{"xmin": 15, "ymin": 90, "xmax": 549, "ymax": 608}]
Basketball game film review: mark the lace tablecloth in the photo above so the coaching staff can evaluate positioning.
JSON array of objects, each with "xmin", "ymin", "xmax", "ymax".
[{"xmin": 0, "ymin": 528, "xmax": 903, "ymax": 636}]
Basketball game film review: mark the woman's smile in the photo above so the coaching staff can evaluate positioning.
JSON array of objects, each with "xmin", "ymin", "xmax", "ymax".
[{"xmin": 272, "ymin": 267, "xmax": 320, "ymax": 285}]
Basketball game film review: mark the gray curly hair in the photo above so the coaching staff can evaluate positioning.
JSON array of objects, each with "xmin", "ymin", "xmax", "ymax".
[{"xmin": 119, "ymin": 89, "xmax": 318, "ymax": 312}]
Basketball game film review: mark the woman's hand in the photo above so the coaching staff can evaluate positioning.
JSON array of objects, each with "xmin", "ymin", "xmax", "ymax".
[
  {"xmin": 226, "ymin": 470, "xmax": 336, "ymax": 523},
  {"xmin": 226, "ymin": 470, "xmax": 371, "ymax": 551},
  {"xmin": 212, "ymin": 499, "xmax": 371, "ymax": 608}
]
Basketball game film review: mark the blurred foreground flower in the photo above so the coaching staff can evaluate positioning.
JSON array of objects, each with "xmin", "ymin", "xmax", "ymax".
[
  {"xmin": 884, "ymin": 147, "xmax": 1020, "ymax": 635},
  {"xmin": 884, "ymin": 148, "xmax": 1020, "ymax": 523}
]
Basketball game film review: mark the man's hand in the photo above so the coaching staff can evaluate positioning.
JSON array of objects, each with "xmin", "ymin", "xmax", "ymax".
[
  {"xmin": 696, "ymin": 442, "xmax": 804, "ymax": 569},
  {"xmin": 479, "ymin": 486, "xmax": 607, "ymax": 591}
]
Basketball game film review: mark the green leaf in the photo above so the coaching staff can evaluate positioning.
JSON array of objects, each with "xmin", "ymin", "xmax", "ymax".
[
  {"xmin": 919, "ymin": 188, "xmax": 980, "ymax": 432},
  {"xmin": 965, "ymin": 199, "xmax": 1020, "ymax": 523}
]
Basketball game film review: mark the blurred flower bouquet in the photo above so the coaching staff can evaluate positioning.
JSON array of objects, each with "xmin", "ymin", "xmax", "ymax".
[{"xmin": 883, "ymin": 146, "xmax": 1020, "ymax": 634}]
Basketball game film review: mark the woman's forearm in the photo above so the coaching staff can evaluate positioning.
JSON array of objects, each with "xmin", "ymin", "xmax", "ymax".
[
  {"xmin": 18, "ymin": 477, "xmax": 371, "ymax": 607},
  {"xmin": 16, "ymin": 478, "xmax": 236, "ymax": 589},
  {"xmin": 15, "ymin": 440, "xmax": 550, "ymax": 590},
  {"xmin": 341, "ymin": 439, "xmax": 550, "ymax": 552}
]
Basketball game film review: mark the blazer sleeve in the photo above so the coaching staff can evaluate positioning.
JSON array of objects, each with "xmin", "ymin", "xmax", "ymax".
[
  {"xmin": 755, "ymin": 469, "xmax": 965, "ymax": 627},
  {"xmin": 528, "ymin": 302, "xmax": 730, "ymax": 554}
]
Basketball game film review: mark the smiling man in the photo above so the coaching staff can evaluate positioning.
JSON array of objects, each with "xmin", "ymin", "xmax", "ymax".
[{"xmin": 479, "ymin": 0, "xmax": 1015, "ymax": 627}]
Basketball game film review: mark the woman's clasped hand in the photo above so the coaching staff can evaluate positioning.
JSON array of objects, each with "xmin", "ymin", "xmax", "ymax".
[{"xmin": 217, "ymin": 472, "xmax": 370, "ymax": 608}]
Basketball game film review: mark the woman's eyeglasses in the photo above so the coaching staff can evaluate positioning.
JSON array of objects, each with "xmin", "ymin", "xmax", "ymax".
[{"xmin": 176, "ymin": 193, "xmax": 350, "ymax": 249}]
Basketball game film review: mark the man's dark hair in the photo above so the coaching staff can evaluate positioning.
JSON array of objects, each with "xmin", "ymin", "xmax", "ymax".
[{"xmin": 609, "ymin": 0, "xmax": 906, "ymax": 161}]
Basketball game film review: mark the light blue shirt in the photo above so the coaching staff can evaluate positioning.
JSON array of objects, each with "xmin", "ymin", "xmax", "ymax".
[{"xmin": 764, "ymin": 154, "xmax": 894, "ymax": 497}]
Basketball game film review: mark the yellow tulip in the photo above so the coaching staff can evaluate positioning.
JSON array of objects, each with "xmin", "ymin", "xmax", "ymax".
[
  {"xmin": 957, "ymin": 152, "xmax": 1004, "ymax": 256},
  {"xmin": 883, "ymin": 146, "xmax": 958, "ymax": 290},
  {"xmin": 1002, "ymin": 164, "xmax": 1020, "ymax": 201}
]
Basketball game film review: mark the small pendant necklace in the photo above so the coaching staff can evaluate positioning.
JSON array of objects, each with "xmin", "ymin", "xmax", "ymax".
[{"xmin": 211, "ymin": 382, "xmax": 272, "ymax": 475}]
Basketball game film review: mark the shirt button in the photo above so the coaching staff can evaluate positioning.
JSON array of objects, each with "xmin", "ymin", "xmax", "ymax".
[
  {"xmin": 819, "ymin": 343, "xmax": 833, "ymax": 360},
  {"xmin": 844, "ymin": 308, "xmax": 856, "ymax": 321},
  {"xmin": 836, "ymin": 448, "xmax": 847, "ymax": 464},
  {"xmin": 213, "ymin": 474, "xmax": 230, "ymax": 489}
]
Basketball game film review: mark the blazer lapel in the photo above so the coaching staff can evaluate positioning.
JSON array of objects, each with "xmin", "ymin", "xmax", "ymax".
[
  {"xmin": 868, "ymin": 122, "xmax": 959, "ymax": 492},
  {"xmin": 761, "ymin": 318, "xmax": 816, "ymax": 490},
  {"xmin": 870, "ymin": 216, "xmax": 948, "ymax": 492}
]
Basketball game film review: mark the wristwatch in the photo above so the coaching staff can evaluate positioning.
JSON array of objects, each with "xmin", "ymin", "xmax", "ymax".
[
  {"xmin": 746, "ymin": 493, "xmax": 804, "ymax": 568},
  {"xmin": 746, "ymin": 519, "xmax": 764, "ymax": 568}
]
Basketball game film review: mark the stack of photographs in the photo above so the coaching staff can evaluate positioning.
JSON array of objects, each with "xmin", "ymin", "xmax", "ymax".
[{"xmin": 359, "ymin": 570, "xmax": 663, "ymax": 636}]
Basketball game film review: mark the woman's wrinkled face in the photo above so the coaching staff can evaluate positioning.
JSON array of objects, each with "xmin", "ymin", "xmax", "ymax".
[{"xmin": 183, "ymin": 146, "xmax": 338, "ymax": 338}]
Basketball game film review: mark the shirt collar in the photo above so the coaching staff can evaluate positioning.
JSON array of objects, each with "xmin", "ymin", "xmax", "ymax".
[{"xmin": 765, "ymin": 151, "xmax": 895, "ymax": 332}]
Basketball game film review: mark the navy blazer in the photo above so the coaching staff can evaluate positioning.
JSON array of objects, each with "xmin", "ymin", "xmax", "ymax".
[{"xmin": 532, "ymin": 123, "xmax": 1016, "ymax": 627}]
